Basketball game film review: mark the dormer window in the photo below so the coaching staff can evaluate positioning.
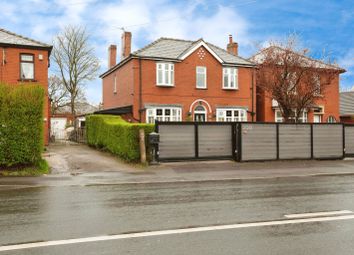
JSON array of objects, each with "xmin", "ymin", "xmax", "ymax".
[
  {"xmin": 223, "ymin": 67, "xmax": 238, "ymax": 89},
  {"xmin": 156, "ymin": 63, "xmax": 174, "ymax": 86},
  {"xmin": 20, "ymin": 54, "xmax": 34, "ymax": 80}
]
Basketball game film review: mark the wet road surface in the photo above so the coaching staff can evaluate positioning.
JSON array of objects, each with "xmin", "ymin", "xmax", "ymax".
[{"xmin": 1, "ymin": 175, "xmax": 354, "ymax": 254}]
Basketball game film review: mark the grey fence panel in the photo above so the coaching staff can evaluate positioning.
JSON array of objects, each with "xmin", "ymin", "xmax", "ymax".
[
  {"xmin": 198, "ymin": 125, "xmax": 232, "ymax": 157},
  {"xmin": 313, "ymin": 124, "xmax": 343, "ymax": 159},
  {"xmin": 279, "ymin": 124, "xmax": 311, "ymax": 159},
  {"xmin": 241, "ymin": 123, "xmax": 277, "ymax": 161},
  {"xmin": 345, "ymin": 125, "xmax": 354, "ymax": 156},
  {"xmin": 158, "ymin": 125, "xmax": 195, "ymax": 159}
]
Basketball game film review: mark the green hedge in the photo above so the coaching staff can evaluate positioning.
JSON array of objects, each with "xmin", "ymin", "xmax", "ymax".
[
  {"xmin": 86, "ymin": 115, "xmax": 155, "ymax": 162},
  {"xmin": 0, "ymin": 84, "xmax": 45, "ymax": 167}
]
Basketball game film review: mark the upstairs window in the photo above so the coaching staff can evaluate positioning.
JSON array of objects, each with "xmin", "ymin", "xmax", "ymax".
[
  {"xmin": 196, "ymin": 66, "xmax": 207, "ymax": 89},
  {"xmin": 156, "ymin": 63, "xmax": 174, "ymax": 86},
  {"xmin": 113, "ymin": 74, "xmax": 117, "ymax": 94},
  {"xmin": 223, "ymin": 67, "xmax": 238, "ymax": 89},
  {"xmin": 20, "ymin": 54, "xmax": 34, "ymax": 80}
]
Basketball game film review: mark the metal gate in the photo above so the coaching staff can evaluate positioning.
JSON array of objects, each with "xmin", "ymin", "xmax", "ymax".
[{"xmin": 156, "ymin": 122, "xmax": 239, "ymax": 161}]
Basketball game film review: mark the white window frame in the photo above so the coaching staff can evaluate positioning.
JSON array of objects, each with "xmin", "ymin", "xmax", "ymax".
[
  {"xmin": 146, "ymin": 107, "xmax": 182, "ymax": 123},
  {"xmin": 275, "ymin": 109, "xmax": 308, "ymax": 123},
  {"xmin": 20, "ymin": 54, "xmax": 34, "ymax": 80},
  {"xmin": 216, "ymin": 108, "xmax": 247, "ymax": 122},
  {"xmin": 196, "ymin": 66, "xmax": 207, "ymax": 89},
  {"xmin": 222, "ymin": 67, "xmax": 238, "ymax": 90},
  {"xmin": 113, "ymin": 74, "xmax": 117, "ymax": 94},
  {"xmin": 327, "ymin": 116, "xmax": 337, "ymax": 123},
  {"xmin": 313, "ymin": 114, "xmax": 322, "ymax": 123},
  {"xmin": 275, "ymin": 110, "xmax": 284, "ymax": 122},
  {"xmin": 156, "ymin": 63, "xmax": 174, "ymax": 86}
]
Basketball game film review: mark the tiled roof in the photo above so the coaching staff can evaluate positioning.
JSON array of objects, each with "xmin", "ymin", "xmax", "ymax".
[
  {"xmin": 340, "ymin": 91, "xmax": 354, "ymax": 116},
  {"xmin": 0, "ymin": 28, "xmax": 51, "ymax": 48},
  {"xmin": 132, "ymin": 37, "xmax": 255, "ymax": 66},
  {"xmin": 250, "ymin": 46, "xmax": 345, "ymax": 72}
]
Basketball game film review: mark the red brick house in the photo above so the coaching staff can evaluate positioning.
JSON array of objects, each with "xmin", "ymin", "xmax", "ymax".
[
  {"xmin": 251, "ymin": 47, "xmax": 345, "ymax": 123},
  {"xmin": 99, "ymin": 32, "xmax": 256, "ymax": 123},
  {"xmin": 0, "ymin": 28, "xmax": 52, "ymax": 144}
]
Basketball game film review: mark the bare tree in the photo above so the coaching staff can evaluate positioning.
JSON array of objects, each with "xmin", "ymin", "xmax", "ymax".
[
  {"xmin": 48, "ymin": 75, "xmax": 69, "ymax": 115},
  {"xmin": 52, "ymin": 25, "xmax": 100, "ymax": 126},
  {"xmin": 252, "ymin": 36, "xmax": 343, "ymax": 122}
]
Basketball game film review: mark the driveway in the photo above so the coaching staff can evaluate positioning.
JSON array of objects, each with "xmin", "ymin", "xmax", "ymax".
[{"xmin": 45, "ymin": 143, "xmax": 139, "ymax": 175}]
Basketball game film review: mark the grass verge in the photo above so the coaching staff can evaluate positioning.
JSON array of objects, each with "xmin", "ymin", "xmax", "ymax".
[{"xmin": 0, "ymin": 159, "xmax": 50, "ymax": 177}]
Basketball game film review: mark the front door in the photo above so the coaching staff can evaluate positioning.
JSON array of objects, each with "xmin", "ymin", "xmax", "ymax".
[
  {"xmin": 194, "ymin": 105, "xmax": 207, "ymax": 122},
  {"xmin": 194, "ymin": 113, "xmax": 206, "ymax": 122}
]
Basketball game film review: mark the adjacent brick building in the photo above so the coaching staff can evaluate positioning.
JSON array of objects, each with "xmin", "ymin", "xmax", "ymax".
[
  {"xmin": 0, "ymin": 28, "xmax": 52, "ymax": 144},
  {"xmin": 100, "ymin": 32, "xmax": 257, "ymax": 123},
  {"xmin": 251, "ymin": 47, "xmax": 345, "ymax": 123}
]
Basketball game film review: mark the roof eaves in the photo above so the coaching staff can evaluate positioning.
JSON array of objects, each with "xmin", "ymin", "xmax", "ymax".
[{"xmin": 0, "ymin": 28, "xmax": 52, "ymax": 48}]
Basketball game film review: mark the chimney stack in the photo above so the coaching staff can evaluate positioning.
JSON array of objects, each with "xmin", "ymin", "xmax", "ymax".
[
  {"xmin": 121, "ymin": 31, "xmax": 132, "ymax": 60},
  {"xmin": 227, "ymin": 34, "xmax": 238, "ymax": 56},
  {"xmin": 108, "ymin": 44, "xmax": 117, "ymax": 68}
]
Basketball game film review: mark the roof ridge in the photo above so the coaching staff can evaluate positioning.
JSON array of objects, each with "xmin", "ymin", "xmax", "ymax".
[
  {"xmin": 0, "ymin": 27, "xmax": 51, "ymax": 47},
  {"xmin": 132, "ymin": 37, "xmax": 195, "ymax": 56},
  {"xmin": 251, "ymin": 45, "xmax": 344, "ymax": 71},
  {"xmin": 206, "ymin": 41, "xmax": 255, "ymax": 65}
]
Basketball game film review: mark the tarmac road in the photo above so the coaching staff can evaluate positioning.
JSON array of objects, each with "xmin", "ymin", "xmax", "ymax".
[{"xmin": 1, "ymin": 175, "xmax": 354, "ymax": 254}]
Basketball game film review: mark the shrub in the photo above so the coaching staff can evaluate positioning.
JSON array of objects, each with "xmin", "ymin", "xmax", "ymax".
[
  {"xmin": 0, "ymin": 84, "xmax": 45, "ymax": 167},
  {"xmin": 86, "ymin": 115, "xmax": 155, "ymax": 162}
]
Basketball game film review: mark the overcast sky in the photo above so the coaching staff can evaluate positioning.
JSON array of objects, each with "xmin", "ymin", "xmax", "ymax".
[{"xmin": 1, "ymin": 0, "xmax": 353, "ymax": 104}]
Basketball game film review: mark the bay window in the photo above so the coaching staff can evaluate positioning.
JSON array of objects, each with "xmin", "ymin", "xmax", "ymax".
[
  {"xmin": 216, "ymin": 108, "xmax": 247, "ymax": 122},
  {"xmin": 146, "ymin": 107, "xmax": 181, "ymax": 123}
]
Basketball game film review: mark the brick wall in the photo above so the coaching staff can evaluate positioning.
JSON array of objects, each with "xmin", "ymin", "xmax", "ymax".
[
  {"xmin": 102, "ymin": 46, "xmax": 256, "ymax": 122},
  {"xmin": 0, "ymin": 46, "xmax": 50, "ymax": 144},
  {"xmin": 256, "ymin": 73, "xmax": 341, "ymax": 123}
]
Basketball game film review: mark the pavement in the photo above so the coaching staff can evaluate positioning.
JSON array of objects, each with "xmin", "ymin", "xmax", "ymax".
[
  {"xmin": 1, "ymin": 175, "xmax": 354, "ymax": 254},
  {"xmin": 0, "ymin": 143, "xmax": 354, "ymax": 187}
]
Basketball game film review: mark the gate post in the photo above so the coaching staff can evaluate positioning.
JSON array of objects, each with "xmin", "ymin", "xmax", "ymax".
[{"xmin": 194, "ymin": 122, "xmax": 199, "ymax": 158}]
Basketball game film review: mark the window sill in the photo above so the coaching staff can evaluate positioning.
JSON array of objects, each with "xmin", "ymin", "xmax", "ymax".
[
  {"xmin": 18, "ymin": 79, "xmax": 37, "ymax": 82},
  {"xmin": 156, "ymin": 84, "xmax": 175, "ymax": 87},
  {"xmin": 222, "ymin": 87, "xmax": 238, "ymax": 91},
  {"xmin": 196, "ymin": 87, "xmax": 207, "ymax": 90}
]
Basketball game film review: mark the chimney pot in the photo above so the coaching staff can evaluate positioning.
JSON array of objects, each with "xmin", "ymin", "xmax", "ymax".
[
  {"xmin": 108, "ymin": 44, "xmax": 117, "ymax": 68},
  {"xmin": 121, "ymin": 31, "xmax": 132, "ymax": 60},
  {"xmin": 229, "ymin": 34, "xmax": 233, "ymax": 44}
]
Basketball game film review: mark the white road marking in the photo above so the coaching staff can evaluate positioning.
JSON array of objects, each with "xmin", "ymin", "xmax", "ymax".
[
  {"xmin": 1, "ymin": 214, "xmax": 354, "ymax": 252},
  {"xmin": 284, "ymin": 210, "xmax": 353, "ymax": 219}
]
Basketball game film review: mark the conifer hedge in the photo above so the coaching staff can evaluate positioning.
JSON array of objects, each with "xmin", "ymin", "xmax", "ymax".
[
  {"xmin": 86, "ymin": 115, "xmax": 154, "ymax": 162},
  {"xmin": 0, "ymin": 84, "xmax": 45, "ymax": 167}
]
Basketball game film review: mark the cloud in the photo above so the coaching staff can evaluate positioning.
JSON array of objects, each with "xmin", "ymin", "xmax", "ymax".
[{"xmin": 338, "ymin": 48, "xmax": 354, "ymax": 89}]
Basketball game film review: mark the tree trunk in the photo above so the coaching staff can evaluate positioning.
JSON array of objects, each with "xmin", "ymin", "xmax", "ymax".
[{"xmin": 71, "ymin": 97, "xmax": 76, "ymax": 130}]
